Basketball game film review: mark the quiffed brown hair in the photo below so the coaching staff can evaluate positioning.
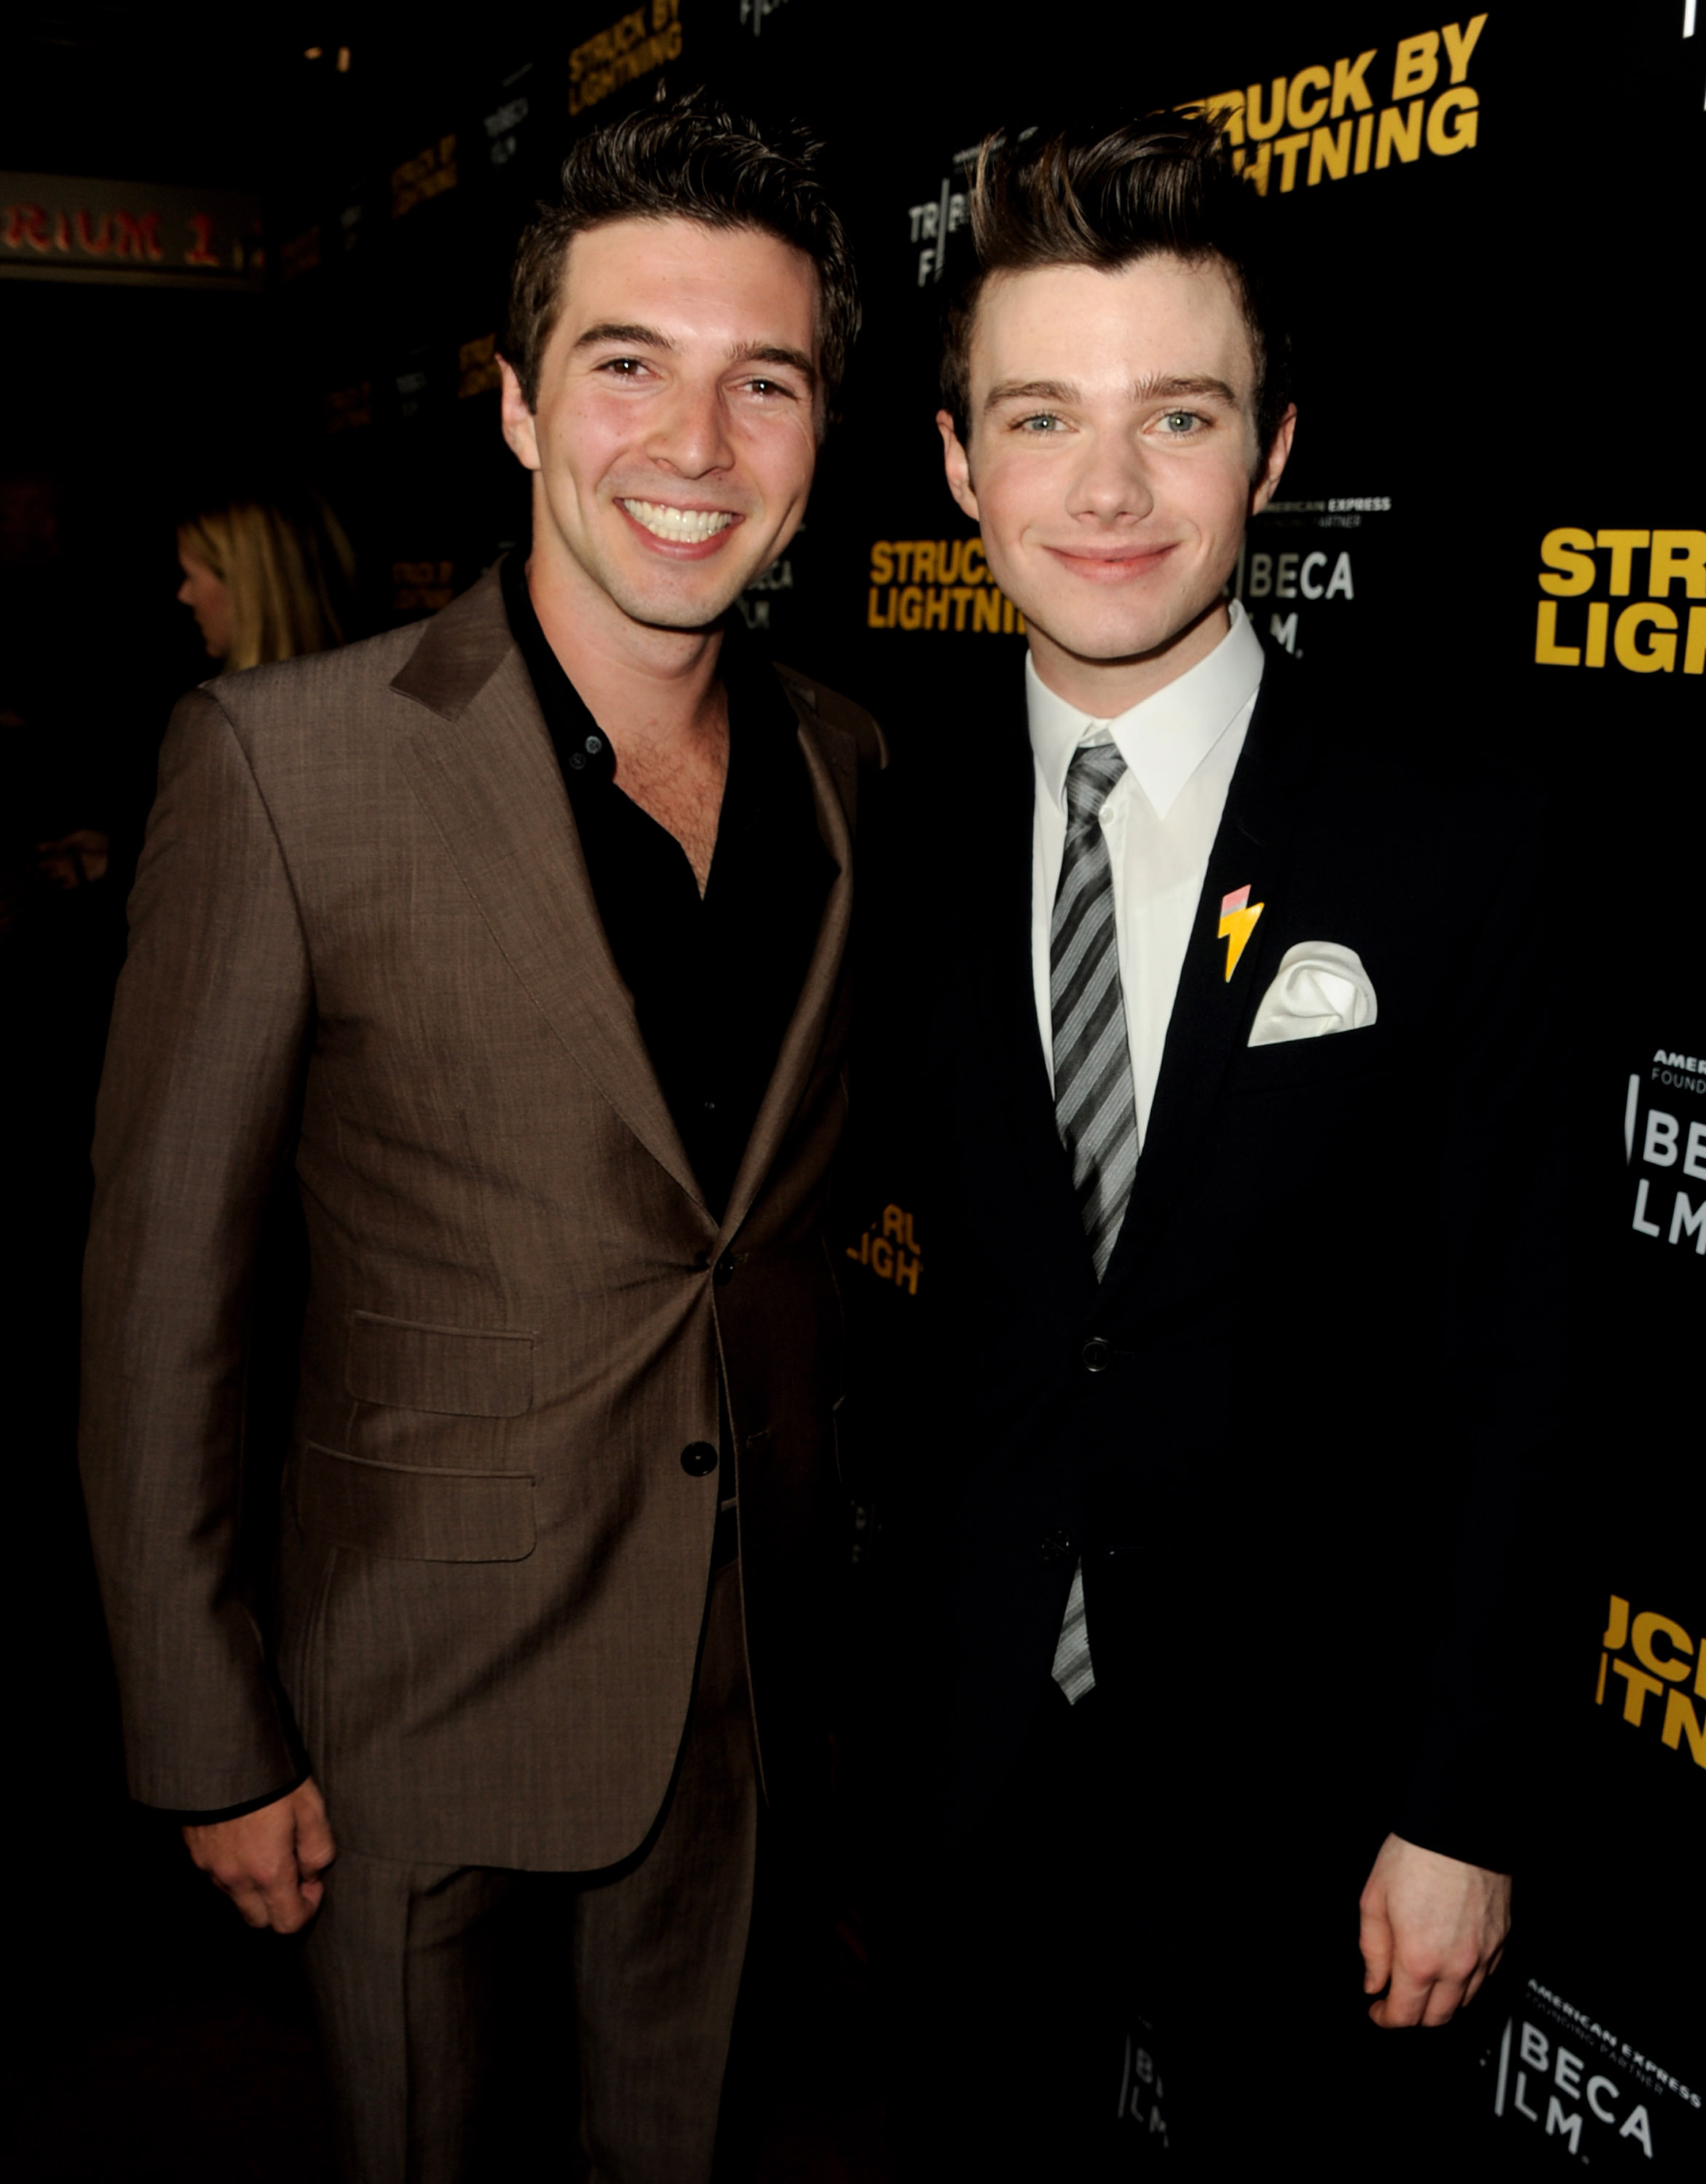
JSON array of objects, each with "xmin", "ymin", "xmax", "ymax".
[
  {"xmin": 942, "ymin": 113, "xmax": 1290, "ymax": 462},
  {"xmin": 505, "ymin": 90, "xmax": 860, "ymax": 419}
]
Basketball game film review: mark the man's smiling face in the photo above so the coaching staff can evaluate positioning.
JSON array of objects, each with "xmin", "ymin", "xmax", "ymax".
[
  {"xmin": 939, "ymin": 252, "xmax": 1293, "ymax": 701},
  {"xmin": 502, "ymin": 214, "xmax": 822, "ymax": 633}
]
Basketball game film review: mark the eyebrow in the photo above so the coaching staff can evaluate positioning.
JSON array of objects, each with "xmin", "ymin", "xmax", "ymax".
[
  {"xmin": 983, "ymin": 371, "xmax": 1242, "ymax": 412},
  {"xmin": 574, "ymin": 321, "xmax": 676, "ymax": 352},
  {"xmin": 731, "ymin": 341, "xmax": 818, "ymax": 387},
  {"xmin": 573, "ymin": 325, "xmax": 817, "ymax": 387}
]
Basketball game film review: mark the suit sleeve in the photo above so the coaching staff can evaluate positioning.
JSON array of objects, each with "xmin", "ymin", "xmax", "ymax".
[
  {"xmin": 1394, "ymin": 784, "xmax": 1568, "ymax": 1873},
  {"xmin": 80, "ymin": 685, "xmax": 314, "ymax": 1813}
]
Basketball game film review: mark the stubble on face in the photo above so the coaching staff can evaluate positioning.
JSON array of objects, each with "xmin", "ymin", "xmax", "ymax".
[
  {"xmin": 506, "ymin": 217, "xmax": 824, "ymax": 649},
  {"xmin": 939, "ymin": 253, "xmax": 1292, "ymax": 712}
]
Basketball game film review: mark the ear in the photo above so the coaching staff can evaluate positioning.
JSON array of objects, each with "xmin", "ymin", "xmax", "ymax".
[
  {"xmin": 937, "ymin": 410, "xmax": 980, "ymax": 523},
  {"xmin": 1249, "ymin": 404, "xmax": 1297, "ymax": 518},
  {"xmin": 499, "ymin": 357, "xmax": 542, "ymax": 473}
]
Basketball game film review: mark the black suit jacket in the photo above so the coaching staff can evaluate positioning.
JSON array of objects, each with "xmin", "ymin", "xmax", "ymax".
[{"xmin": 856, "ymin": 641, "xmax": 1564, "ymax": 1894}]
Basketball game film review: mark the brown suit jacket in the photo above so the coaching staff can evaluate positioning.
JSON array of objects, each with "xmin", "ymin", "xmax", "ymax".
[{"xmin": 79, "ymin": 568, "xmax": 882, "ymax": 1871}]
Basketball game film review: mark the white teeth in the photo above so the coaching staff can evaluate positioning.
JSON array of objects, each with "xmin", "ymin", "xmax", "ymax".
[{"xmin": 620, "ymin": 499, "xmax": 737, "ymax": 543}]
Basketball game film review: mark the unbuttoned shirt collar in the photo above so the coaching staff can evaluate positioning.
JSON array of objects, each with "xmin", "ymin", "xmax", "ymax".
[{"xmin": 1026, "ymin": 596, "xmax": 1265, "ymax": 817}]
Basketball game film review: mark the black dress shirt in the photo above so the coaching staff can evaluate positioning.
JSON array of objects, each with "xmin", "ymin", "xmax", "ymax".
[{"xmin": 499, "ymin": 550, "xmax": 834, "ymax": 1219}]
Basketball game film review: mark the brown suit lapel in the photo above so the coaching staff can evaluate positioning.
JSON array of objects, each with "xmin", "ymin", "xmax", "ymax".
[
  {"xmin": 389, "ymin": 572, "xmax": 707, "ymax": 1216},
  {"xmin": 717, "ymin": 679, "xmax": 856, "ymax": 1246},
  {"xmin": 388, "ymin": 576, "xmax": 861, "ymax": 1240}
]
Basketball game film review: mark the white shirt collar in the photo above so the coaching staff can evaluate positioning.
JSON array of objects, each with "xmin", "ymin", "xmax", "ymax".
[{"xmin": 1026, "ymin": 596, "xmax": 1265, "ymax": 822}]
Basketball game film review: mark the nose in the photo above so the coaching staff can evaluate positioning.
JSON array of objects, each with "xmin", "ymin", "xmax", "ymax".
[
  {"xmin": 1063, "ymin": 428, "xmax": 1156, "ymax": 527},
  {"xmin": 645, "ymin": 373, "xmax": 735, "ymax": 480},
  {"xmin": 176, "ymin": 575, "xmax": 194, "ymax": 607}
]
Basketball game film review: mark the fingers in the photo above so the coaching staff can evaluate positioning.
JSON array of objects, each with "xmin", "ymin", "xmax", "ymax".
[
  {"xmin": 192, "ymin": 1837, "xmax": 315, "ymax": 1931},
  {"xmin": 1369, "ymin": 1961, "xmax": 1430, "ymax": 2028},
  {"xmin": 210, "ymin": 1875, "xmax": 275, "ymax": 1930},
  {"xmin": 1368, "ymin": 1967, "xmax": 1466, "ymax": 2028},
  {"xmin": 292, "ymin": 1781, "xmax": 337, "ymax": 1880},
  {"xmin": 256, "ymin": 1865, "xmax": 319, "ymax": 1934},
  {"xmin": 1368, "ymin": 1941, "xmax": 1483, "ymax": 2028},
  {"xmin": 1458, "ymin": 1935, "xmax": 1506, "ymax": 2014},
  {"xmin": 1359, "ymin": 1835, "xmax": 1513, "ymax": 2030},
  {"xmin": 1421, "ymin": 1972, "xmax": 1469, "ymax": 2028},
  {"xmin": 181, "ymin": 1783, "xmax": 334, "ymax": 1935},
  {"xmin": 1357, "ymin": 1902, "xmax": 1393, "ymax": 2001}
]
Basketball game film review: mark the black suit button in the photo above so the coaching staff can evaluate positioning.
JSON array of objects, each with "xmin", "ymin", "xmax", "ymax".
[
  {"xmin": 1040, "ymin": 1528, "xmax": 1073, "ymax": 1566},
  {"xmin": 681, "ymin": 1441, "xmax": 719, "ymax": 1477},
  {"xmin": 1081, "ymin": 1337, "xmax": 1115, "ymax": 1373},
  {"xmin": 714, "ymin": 1251, "xmax": 737, "ymax": 1286}
]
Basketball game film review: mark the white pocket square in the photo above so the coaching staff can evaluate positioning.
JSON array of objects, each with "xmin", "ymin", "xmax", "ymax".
[{"xmin": 1248, "ymin": 943, "xmax": 1377, "ymax": 1045}]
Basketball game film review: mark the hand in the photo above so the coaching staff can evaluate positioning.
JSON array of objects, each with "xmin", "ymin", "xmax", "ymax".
[
  {"xmin": 1357, "ymin": 1831, "xmax": 1509, "ymax": 2027},
  {"xmin": 182, "ymin": 1778, "xmax": 336, "ymax": 1934}
]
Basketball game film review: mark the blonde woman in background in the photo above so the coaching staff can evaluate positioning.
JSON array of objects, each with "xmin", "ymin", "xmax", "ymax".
[{"xmin": 176, "ymin": 486, "xmax": 358, "ymax": 670}]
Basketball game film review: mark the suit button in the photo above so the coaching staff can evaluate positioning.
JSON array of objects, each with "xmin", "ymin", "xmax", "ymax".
[
  {"xmin": 1081, "ymin": 1337, "xmax": 1115, "ymax": 1373},
  {"xmin": 681, "ymin": 1441, "xmax": 719, "ymax": 1477},
  {"xmin": 1040, "ymin": 1528, "xmax": 1073, "ymax": 1566},
  {"xmin": 714, "ymin": 1251, "xmax": 737, "ymax": 1286}
]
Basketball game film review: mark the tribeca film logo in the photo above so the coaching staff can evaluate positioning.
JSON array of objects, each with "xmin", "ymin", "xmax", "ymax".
[
  {"xmin": 1597, "ymin": 1594, "xmax": 1706, "ymax": 1773},
  {"xmin": 1236, "ymin": 505, "xmax": 1365, "ymax": 657},
  {"xmin": 904, "ymin": 154, "xmax": 975, "ymax": 288},
  {"xmin": 1115, "ymin": 2031, "xmax": 1166, "ymax": 2143},
  {"xmin": 737, "ymin": 554, "xmax": 793, "ymax": 631},
  {"xmin": 1180, "ymin": 13, "xmax": 1487, "ymax": 197},
  {"xmin": 1625, "ymin": 1056, "xmax": 1706, "ymax": 1257},
  {"xmin": 1493, "ymin": 2009, "xmax": 1664, "ymax": 2158},
  {"xmin": 1536, "ymin": 530, "xmax": 1706, "ymax": 677}
]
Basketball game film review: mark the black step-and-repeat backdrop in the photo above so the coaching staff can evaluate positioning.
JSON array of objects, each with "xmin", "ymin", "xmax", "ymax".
[{"xmin": 251, "ymin": 4, "xmax": 1703, "ymax": 2161}]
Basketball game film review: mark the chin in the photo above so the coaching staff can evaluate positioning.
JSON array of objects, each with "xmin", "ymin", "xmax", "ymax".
[
  {"xmin": 1043, "ymin": 615, "xmax": 1176, "ymax": 665},
  {"xmin": 1047, "ymin": 592, "xmax": 1220, "ymax": 665},
  {"xmin": 609, "ymin": 563, "xmax": 755, "ymax": 633},
  {"xmin": 616, "ymin": 587, "xmax": 744, "ymax": 634}
]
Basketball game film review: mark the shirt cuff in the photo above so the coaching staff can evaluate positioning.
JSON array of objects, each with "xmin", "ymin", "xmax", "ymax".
[{"xmin": 163, "ymin": 1771, "xmax": 310, "ymax": 1827}]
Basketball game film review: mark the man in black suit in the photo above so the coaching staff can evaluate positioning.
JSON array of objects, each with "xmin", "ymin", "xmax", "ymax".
[{"xmin": 867, "ymin": 113, "xmax": 1562, "ymax": 2172}]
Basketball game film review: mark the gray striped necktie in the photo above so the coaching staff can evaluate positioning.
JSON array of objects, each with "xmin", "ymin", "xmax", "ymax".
[
  {"xmin": 1051, "ymin": 742, "xmax": 1138, "ymax": 1280},
  {"xmin": 1049, "ymin": 740, "xmax": 1137, "ymax": 1705}
]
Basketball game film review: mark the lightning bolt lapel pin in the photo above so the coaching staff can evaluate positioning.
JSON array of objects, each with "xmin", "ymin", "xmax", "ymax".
[{"xmin": 1218, "ymin": 885, "xmax": 1264, "ymax": 983}]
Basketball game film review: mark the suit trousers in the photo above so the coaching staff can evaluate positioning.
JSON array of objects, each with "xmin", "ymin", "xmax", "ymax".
[{"xmin": 302, "ymin": 1557, "xmax": 758, "ymax": 2184}]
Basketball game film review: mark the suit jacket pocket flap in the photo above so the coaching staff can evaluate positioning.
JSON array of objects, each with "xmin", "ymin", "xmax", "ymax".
[
  {"xmin": 345, "ymin": 1311, "xmax": 534, "ymax": 1417},
  {"xmin": 298, "ymin": 1443, "xmax": 536, "ymax": 1562}
]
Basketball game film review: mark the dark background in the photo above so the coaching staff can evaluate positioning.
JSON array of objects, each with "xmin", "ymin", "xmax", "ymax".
[{"xmin": 3, "ymin": 3, "xmax": 1701, "ymax": 2175}]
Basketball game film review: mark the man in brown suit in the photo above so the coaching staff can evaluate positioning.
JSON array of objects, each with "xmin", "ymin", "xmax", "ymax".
[{"xmin": 79, "ymin": 95, "xmax": 877, "ymax": 2183}]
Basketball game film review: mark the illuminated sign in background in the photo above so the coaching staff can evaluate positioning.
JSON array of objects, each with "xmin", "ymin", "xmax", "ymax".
[{"xmin": 0, "ymin": 171, "xmax": 260, "ymax": 288}]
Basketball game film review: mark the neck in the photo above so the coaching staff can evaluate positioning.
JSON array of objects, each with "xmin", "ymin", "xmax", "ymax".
[
  {"xmin": 1027, "ymin": 595, "xmax": 1231, "ymax": 719},
  {"xmin": 526, "ymin": 505, "xmax": 727, "ymax": 756}
]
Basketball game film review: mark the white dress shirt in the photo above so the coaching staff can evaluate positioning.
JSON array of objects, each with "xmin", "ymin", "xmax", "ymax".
[{"xmin": 1028, "ymin": 598, "xmax": 1266, "ymax": 1150}]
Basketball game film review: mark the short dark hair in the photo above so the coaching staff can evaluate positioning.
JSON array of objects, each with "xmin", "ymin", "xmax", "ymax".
[
  {"xmin": 941, "ymin": 113, "xmax": 1290, "ymax": 462},
  {"xmin": 505, "ymin": 90, "xmax": 860, "ymax": 417}
]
